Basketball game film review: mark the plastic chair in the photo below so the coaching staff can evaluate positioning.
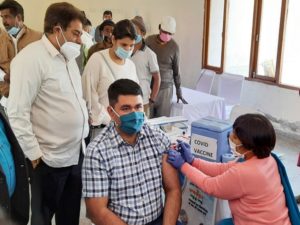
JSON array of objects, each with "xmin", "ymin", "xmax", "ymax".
[
  {"xmin": 217, "ymin": 73, "xmax": 244, "ymax": 105},
  {"xmin": 217, "ymin": 73, "xmax": 244, "ymax": 119},
  {"xmin": 195, "ymin": 69, "xmax": 216, "ymax": 94}
]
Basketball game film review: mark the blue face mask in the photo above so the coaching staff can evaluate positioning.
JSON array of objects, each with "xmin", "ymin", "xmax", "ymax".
[
  {"xmin": 111, "ymin": 108, "xmax": 145, "ymax": 134},
  {"xmin": 7, "ymin": 26, "xmax": 20, "ymax": 36},
  {"xmin": 135, "ymin": 34, "xmax": 142, "ymax": 44},
  {"xmin": 115, "ymin": 46, "xmax": 133, "ymax": 59}
]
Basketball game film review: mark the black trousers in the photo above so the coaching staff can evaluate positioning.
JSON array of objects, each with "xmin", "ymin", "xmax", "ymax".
[
  {"xmin": 146, "ymin": 214, "xmax": 163, "ymax": 225},
  {"xmin": 28, "ymin": 153, "xmax": 83, "ymax": 225}
]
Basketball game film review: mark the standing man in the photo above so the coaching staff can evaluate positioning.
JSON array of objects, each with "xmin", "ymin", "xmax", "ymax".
[
  {"xmin": 94, "ymin": 10, "xmax": 113, "ymax": 42},
  {"xmin": 0, "ymin": 27, "xmax": 14, "ymax": 97},
  {"xmin": 88, "ymin": 19, "xmax": 115, "ymax": 60},
  {"xmin": 131, "ymin": 16, "xmax": 161, "ymax": 118},
  {"xmin": 7, "ymin": 2, "xmax": 89, "ymax": 225},
  {"xmin": 0, "ymin": 0, "xmax": 42, "ymax": 98},
  {"xmin": 82, "ymin": 79, "xmax": 181, "ymax": 225},
  {"xmin": 146, "ymin": 16, "xmax": 187, "ymax": 118}
]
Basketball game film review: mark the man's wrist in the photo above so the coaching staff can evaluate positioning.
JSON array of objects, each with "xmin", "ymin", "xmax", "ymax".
[
  {"xmin": 149, "ymin": 98, "xmax": 155, "ymax": 104},
  {"xmin": 31, "ymin": 157, "xmax": 41, "ymax": 168}
]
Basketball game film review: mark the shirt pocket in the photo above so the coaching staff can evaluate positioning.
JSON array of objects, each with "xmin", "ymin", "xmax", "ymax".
[{"xmin": 44, "ymin": 71, "xmax": 74, "ymax": 94}]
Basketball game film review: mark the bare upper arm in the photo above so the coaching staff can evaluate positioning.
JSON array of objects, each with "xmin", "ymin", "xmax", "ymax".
[{"xmin": 162, "ymin": 154, "xmax": 181, "ymax": 192}]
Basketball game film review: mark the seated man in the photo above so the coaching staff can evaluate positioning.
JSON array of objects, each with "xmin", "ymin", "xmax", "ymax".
[{"xmin": 82, "ymin": 79, "xmax": 181, "ymax": 225}]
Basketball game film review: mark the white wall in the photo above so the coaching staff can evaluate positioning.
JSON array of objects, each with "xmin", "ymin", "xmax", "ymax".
[{"xmin": 240, "ymin": 80, "xmax": 300, "ymax": 122}]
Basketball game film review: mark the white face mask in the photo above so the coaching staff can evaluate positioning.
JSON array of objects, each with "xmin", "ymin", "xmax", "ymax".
[
  {"xmin": 229, "ymin": 138, "xmax": 243, "ymax": 158},
  {"xmin": 56, "ymin": 27, "xmax": 81, "ymax": 61}
]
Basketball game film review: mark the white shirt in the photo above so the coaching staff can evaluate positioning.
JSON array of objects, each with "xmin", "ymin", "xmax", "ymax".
[
  {"xmin": 131, "ymin": 45, "xmax": 159, "ymax": 104},
  {"xmin": 7, "ymin": 35, "xmax": 89, "ymax": 168},
  {"xmin": 82, "ymin": 48, "xmax": 138, "ymax": 126}
]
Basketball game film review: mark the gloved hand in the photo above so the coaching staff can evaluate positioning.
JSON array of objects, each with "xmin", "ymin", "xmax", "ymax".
[
  {"xmin": 167, "ymin": 150, "xmax": 186, "ymax": 169},
  {"xmin": 177, "ymin": 140, "xmax": 194, "ymax": 164},
  {"xmin": 176, "ymin": 87, "xmax": 188, "ymax": 104}
]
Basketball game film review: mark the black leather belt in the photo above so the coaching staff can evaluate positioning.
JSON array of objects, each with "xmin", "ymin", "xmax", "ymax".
[{"xmin": 91, "ymin": 124, "xmax": 106, "ymax": 129}]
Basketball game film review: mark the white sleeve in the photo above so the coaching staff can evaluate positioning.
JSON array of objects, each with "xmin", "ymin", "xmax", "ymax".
[
  {"xmin": 7, "ymin": 55, "xmax": 43, "ymax": 160},
  {"xmin": 0, "ymin": 68, "xmax": 6, "ymax": 81},
  {"xmin": 148, "ymin": 49, "xmax": 159, "ymax": 73},
  {"xmin": 82, "ymin": 53, "xmax": 110, "ymax": 126}
]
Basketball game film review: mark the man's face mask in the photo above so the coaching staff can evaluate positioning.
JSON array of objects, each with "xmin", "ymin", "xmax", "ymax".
[
  {"xmin": 159, "ymin": 32, "xmax": 172, "ymax": 42},
  {"xmin": 7, "ymin": 26, "xmax": 20, "ymax": 36},
  {"xmin": 56, "ymin": 26, "xmax": 81, "ymax": 61},
  {"xmin": 111, "ymin": 107, "xmax": 145, "ymax": 134}
]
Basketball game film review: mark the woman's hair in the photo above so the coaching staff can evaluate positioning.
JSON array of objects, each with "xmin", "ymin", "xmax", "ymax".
[
  {"xmin": 233, "ymin": 114, "xmax": 276, "ymax": 159},
  {"xmin": 112, "ymin": 19, "xmax": 136, "ymax": 40}
]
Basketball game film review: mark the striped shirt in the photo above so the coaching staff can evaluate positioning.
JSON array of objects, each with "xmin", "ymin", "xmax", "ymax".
[{"xmin": 82, "ymin": 122, "xmax": 170, "ymax": 224}]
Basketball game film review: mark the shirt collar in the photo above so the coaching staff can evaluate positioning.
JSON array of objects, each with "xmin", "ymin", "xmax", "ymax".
[
  {"xmin": 131, "ymin": 39, "xmax": 146, "ymax": 57},
  {"xmin": 140, "ymin": 39, "xmax": 146, "ymax": 51},
  {"xmin": 15, "ymin": 26, "xmax": 26, "ymax": 40},
  {"xmin": 41, "ymin": 34, "xmax": 61, "ymax": 58},
  {"xmin": 109, "ymin": 122, "xmax": 146, "ymax": 147}
]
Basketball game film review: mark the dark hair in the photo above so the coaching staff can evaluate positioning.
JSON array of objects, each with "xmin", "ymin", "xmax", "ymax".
[
  {"xmin": 112, "ymin": 19, "xmax": 136, "ymax": 40},
  {"xmin": 84, "ymin": 18, "xmax": 92, "ymax": 27},
  {"xmin": 108, "ymin": 79, "xmax": 143, "ymax": 107},
  {"xmin": 0, "ymin": 0, "xmax": 24, "ymax": 21},
  {"xmin": 99, "ymin": 19, "xmax": 115, "ymax": 32},
  {"xmin": 44, "ymin": 2, "xmax": 85, "ymax": 34},
  {"xmin": 103, "ymin": 10, "xmax": 112, "ymax": 17},
  {"xmin": 233, "ymin": 114, "xmax": 276, "ymax": 159}
]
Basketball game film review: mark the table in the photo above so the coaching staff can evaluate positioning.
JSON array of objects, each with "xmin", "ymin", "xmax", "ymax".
[{"xmin": 171, "ymin": 87, "xmax": 226, "ymax": 124}]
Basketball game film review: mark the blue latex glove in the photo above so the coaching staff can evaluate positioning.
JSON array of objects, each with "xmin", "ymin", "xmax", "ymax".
[
  {"xmin": 167, "ymin": 150, "xmax": 185, "ymax": 169},
  {"xmin": 177, "ymin": 140, "xmax": 194, "ymax": 164}
]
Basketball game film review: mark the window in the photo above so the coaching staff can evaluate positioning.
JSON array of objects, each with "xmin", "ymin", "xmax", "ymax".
[
  {"xmin": 207, "ymin": 0, "xmax": 225, "ymax": 68},
  {"xmin": 224, "ymin": 0, "xmax": 254, "ymax": 76},
  {"xmin": 202, "ymin": 0, "xmax": 300, "ymax": 89},
  {"xmin": 281, "ymin": 0, "xmax": 300, "ymax": 88},
  {"xmin": 254, "ymin": 0, "xmax": 282, "ymax": 79},
  {"xmin": 203, "ymin": 0, "xmax": 225, "ymax": 72}
]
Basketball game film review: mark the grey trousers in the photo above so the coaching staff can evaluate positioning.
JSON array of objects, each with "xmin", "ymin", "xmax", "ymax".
[{"xmin": 151, "ymin": 86, "xmax": 173, "ymax": 118}]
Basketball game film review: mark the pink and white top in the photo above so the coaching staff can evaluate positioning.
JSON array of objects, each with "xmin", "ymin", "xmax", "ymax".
[{"xmin": 181, "ymin": 156, "xmax": 291, "ymax": 225}]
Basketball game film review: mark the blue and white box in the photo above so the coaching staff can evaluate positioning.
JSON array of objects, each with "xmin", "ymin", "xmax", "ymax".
[{"xmin": 191, "ymin": 116, "xmax": 232, "ymax": 162}]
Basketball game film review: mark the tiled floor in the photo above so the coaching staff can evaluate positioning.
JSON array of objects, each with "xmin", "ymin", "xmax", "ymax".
[{"xmin": 78, "ymin": 134, "xmax": 300, "ymax": 224}]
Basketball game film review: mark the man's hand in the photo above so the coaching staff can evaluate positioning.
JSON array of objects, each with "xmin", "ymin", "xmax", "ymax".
[
  {"xmin": 176, "ymin": 88, "xmax": 188, "ymax": 104},
  {"xmin": 31, "ymin": 157, "xmax": 41, "ymax": 169}
]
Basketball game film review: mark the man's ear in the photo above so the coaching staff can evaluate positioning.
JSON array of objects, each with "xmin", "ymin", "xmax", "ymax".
[
  {"xmin": 107, "ymin": 106, "xmax": 118, "ymax": 121},
  {"xmin": 107, "ymin": 106, "xmax": 114, "ymax": 118},
  {"xmin": 53, "ymin": 25, "xmax": 61, "ymax": 35}
]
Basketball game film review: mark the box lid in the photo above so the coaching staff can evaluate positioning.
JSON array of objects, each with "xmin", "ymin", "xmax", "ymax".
[{"xmin": 191, "ymin": 116, "xmax": 232, "ymax": 132}]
